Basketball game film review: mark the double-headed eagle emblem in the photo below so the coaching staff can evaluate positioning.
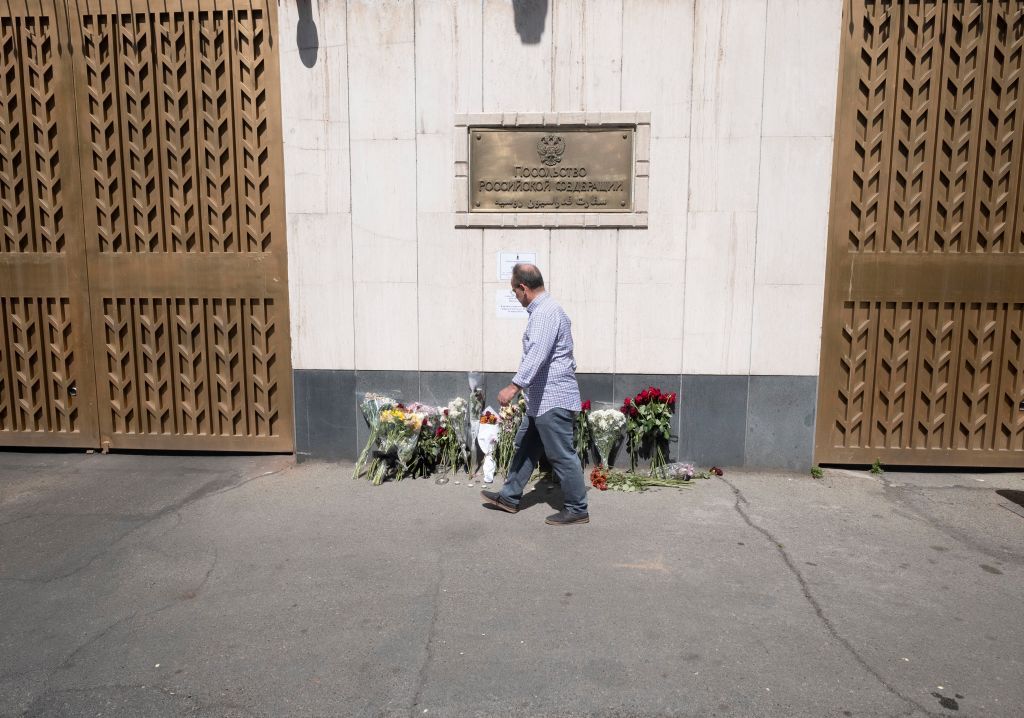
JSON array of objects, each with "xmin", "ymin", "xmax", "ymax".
[{"xmin": 536, "ymin": 134, "xmax": 565, "ymax": 166}]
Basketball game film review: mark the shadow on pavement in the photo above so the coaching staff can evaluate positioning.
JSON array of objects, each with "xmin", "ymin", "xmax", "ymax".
[{"xmin": 996, "ymin": 489, "xmax": 1024, "ymax": 508}]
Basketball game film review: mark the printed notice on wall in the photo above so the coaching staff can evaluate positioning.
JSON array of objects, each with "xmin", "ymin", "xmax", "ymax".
[
  {"xmin": 497, "ymin": 251, "xmax": 538, "ymax": 281},
  {"xmin": 496, "ymin": 289, "xmax": 527, "ymax": 318}
]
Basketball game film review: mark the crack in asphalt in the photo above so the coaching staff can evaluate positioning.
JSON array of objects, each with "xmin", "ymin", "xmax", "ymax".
[
  {"xmin": 196, "ymin": 547, "xmax": 219, "ymax": 594},
  {"xmin": 0, "ymin": 514, "xmax": 63, "ymax": 538},
  {"xmin": 5, "ymin": 545, "xmax": 223, "ymax": 712},
  {"xmin": 0, "ymin": 514, "xmax": 45, "ymax": 529},
  {"xmin": 58, "ymin": 611, "xmax": 140, "ymax": 671},
  {"xmin": 134, "ymin": 465, "xmax": 294, "ymax": 530},
  {"xmin": 408, "ymin": 549, "xmax": 446, "ymax": 717},
  {"xmin": 139, "ymin": 547, "xmax": 220, "ymax": 624},
  {"xmin": 720, "ymin": 477, "xmax": 941, "ymax": 718},
  {"xmin": 1, "ymin": 463, "xmax": 281, "ymax": 711},
  {"xmin": 0, "ymin": 517, "xmax": 142, "ymax": 585},
  {"xmin": 0, "ymin": 466, "xmax": 292, "ymax": 585}
]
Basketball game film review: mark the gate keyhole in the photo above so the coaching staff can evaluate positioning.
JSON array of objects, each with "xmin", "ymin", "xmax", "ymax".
[{"xmin": 68, "ymin": 384, "xmax": 77, "ymax": 398}]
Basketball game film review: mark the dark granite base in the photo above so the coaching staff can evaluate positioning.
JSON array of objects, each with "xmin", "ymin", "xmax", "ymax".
[
  {"xmin": 745, "ymin": 376, "xmax": 818, "ymax": 471},
  {"xmin": 293, "ymin": 369, "xmax": 818, "ymax": 470},
  {"xmin": 293, "ymin": 370, "xmax": 358, "ymax": 462},
  {"xmin": 679, "ymin": 375, "xmax": 748, "ymax": 467}
]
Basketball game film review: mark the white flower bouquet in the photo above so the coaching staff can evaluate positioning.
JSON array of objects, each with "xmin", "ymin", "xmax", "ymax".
[
  {"xmin": 439, "ymin": 397, "xmax": 470, "ymax": 473},
  {"xmin": 587, "ymin": 408, "xmax": 626, "ymax": 467}
]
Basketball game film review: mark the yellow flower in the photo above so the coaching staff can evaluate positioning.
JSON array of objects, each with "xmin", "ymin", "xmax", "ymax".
[{"xmin": 381, "ymin": 408, "xmax": 407, "ymax": 424}]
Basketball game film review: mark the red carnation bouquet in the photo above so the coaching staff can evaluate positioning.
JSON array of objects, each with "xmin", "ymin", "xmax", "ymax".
[{"xmin": 620, "ymin": 386, "xmax": 677, "ymax": 477}]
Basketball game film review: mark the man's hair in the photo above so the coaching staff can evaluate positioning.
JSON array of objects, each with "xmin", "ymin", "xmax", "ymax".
[{"xmin": 511, "ymin": 263, "xmax": 544, "ymax": 289}]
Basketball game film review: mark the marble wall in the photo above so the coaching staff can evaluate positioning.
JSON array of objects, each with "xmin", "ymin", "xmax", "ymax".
[{"xmin": 279, "ymin": 0, "xmax": 843, "ymax": 377}]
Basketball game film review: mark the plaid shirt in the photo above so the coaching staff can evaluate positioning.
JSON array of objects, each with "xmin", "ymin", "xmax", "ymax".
[{"xmin": 512, "ymin": 292, "xmax": 581, "ymax": 417}]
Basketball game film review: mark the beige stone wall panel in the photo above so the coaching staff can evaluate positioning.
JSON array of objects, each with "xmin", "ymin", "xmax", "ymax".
[{"xmin": 279, "ymin": 0, "xmax": 843, "ymax": 376}]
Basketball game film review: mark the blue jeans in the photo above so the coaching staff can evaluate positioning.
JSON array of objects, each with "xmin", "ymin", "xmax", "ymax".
[{"xmin": 498, "ymin": 408, "xmax": 588, "ymax": 515}]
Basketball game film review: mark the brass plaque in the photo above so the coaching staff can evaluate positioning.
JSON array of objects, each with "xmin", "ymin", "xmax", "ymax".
[{"xmin": 469, "ymin": 127, "xmax": 634, "ymax": 212}]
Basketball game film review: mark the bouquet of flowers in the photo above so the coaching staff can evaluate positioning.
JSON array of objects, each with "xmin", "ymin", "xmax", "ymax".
[
  {"xmin": 354, "ymin": 393, "xmax": 397, "ymax": 479},
  {"xmin": 365, "ymin": 407, "xmax": 426, "ymax": 485},
  {"xmin": 587, "ymin": 408, "xmax": 626, "ymax": 467},
  {"xmin": 437, "ymin": 397, "xmax": 470, "ymax": 474},
  {"xmin": 573, "ymin": 400, "xmax": 592, "ymax": 466},
  {"xmin": 403, "ymin": 403, "xmax": 443, "ymax": 478},
  {"xmin": 477, "ymin": 409, "xmax": 500, "ymax": 483},
  {"xmin": 668, "ymin": 462, "xmax": 695, "ymax": 480},
  {"xmin": 496, "ymin": 394, "xmax": 526, "ymax": 478},
  {"xmin": 621, "ymin": 386, "xmax": 677, "ymax": 477},
  {"xmin": 406, "ymin": 411, "xmax": 442, "ymax": 478}
]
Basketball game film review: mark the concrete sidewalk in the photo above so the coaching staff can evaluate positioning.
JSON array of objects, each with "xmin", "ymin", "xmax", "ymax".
[{"xmin": 0, "ymin": 452, "xmax": 1022, "ymax": 718}]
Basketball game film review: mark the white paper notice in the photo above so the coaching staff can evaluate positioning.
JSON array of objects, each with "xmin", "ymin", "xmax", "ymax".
[
  {"xmin": 497, "ymin": 251, "xmax": 538, "ymax": 281},
  {"xmin": 495, "ymin": 290, "xmax": 527, "ymax": 318}
]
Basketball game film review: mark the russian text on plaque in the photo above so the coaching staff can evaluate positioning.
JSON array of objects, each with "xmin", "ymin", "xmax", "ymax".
[{"xmin": 469, "ymin": 127, "xmax": 634, "ymax": 213}]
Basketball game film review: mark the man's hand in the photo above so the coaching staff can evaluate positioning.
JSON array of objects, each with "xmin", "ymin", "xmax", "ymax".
[{"xmin": 497, "ymin": 383, "xmax": 520, "ymax": 407}]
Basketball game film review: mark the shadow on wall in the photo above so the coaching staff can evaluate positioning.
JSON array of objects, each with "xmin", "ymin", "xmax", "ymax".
[
  {"xmin": 513, "ymin": 0, "xmax": 548, "ymax": 44},
  {"xmin": 297, "ymin": 0, "xmax": 319, "ymax": 68}
]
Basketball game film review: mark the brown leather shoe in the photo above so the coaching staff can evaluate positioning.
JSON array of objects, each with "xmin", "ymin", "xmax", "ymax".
[{"xmin": 480, "ymin": 490, "xmax": 518, "ymax": 514}]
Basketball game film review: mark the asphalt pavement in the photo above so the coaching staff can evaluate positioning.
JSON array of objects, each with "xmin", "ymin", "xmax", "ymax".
[{"xmin": 1, "ymin": 451, "xmax": 1022, "ymax": 717}]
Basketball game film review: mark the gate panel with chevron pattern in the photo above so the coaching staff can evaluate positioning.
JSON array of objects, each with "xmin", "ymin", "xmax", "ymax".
[
  {"xmin": 816, "ymin": 0, "xmax": 1024, "ymax": 467},
  {"xmin": 0, "ymin": 0, "xmax": 292, "ymax": 452}
]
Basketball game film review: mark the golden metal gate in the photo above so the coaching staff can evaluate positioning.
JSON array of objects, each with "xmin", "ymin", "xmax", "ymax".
[
  {"xmin": 816, "ymin": 0, "xmax": 1024, "ymax": 467},
  {"xmin": 0, "ymin": 1, "xmax": 292, "ymax": 452}
]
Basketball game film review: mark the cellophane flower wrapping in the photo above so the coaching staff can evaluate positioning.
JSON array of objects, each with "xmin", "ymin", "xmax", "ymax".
[
  {"xmin": 367, "ymin": 408, "xmax": 426, "ymax": 485},
  {"xmin": 404, "ymin": 403, "xmax": 442, "ymax": 478},
  {"xmin": 447, "ymin": 397, "xmax": 468, "ymax": 444},
  {"xmin": 587, "ymin": 409, "xmax": 626, "ymax": 467},
  {"xmin": 437, "ymin": 397, "xmax": 470, "ymax": 473},
  {"xmin": 468, "ymin": 373, "xmax": 485, "ymax": 471},
  {"xmin": 496, "ymin": 395, "xmax": 526, "ymax": 478},
  {"xmin": 477, "ymin": 408, "xmax": 500, "ymax": 483},
  {"xmin": 664, "ymin": 462, "xmax": 695, "ymax": 480},
  {"xmin": 354, "ymin": 393, "xmax": 397, "ymax": 478}
]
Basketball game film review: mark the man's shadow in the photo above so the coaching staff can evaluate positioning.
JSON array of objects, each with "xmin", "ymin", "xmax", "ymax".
[
  {"xmin": 518, "ymin": 474, "xmax": 565, "ymax": 511},
  {"xmin": 502, "ymin": 456, "xmax": 592, "ymax": 512}
]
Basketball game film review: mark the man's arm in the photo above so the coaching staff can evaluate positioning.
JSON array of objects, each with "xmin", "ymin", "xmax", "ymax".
[{"xmin": 497, "ymin": 382, "xmax": 521, "ymax": 407}]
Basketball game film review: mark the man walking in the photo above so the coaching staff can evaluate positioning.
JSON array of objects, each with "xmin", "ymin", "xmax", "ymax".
[{"xmin": 481, "ymin": 263, "xmax": 589, "ymax": 525}]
